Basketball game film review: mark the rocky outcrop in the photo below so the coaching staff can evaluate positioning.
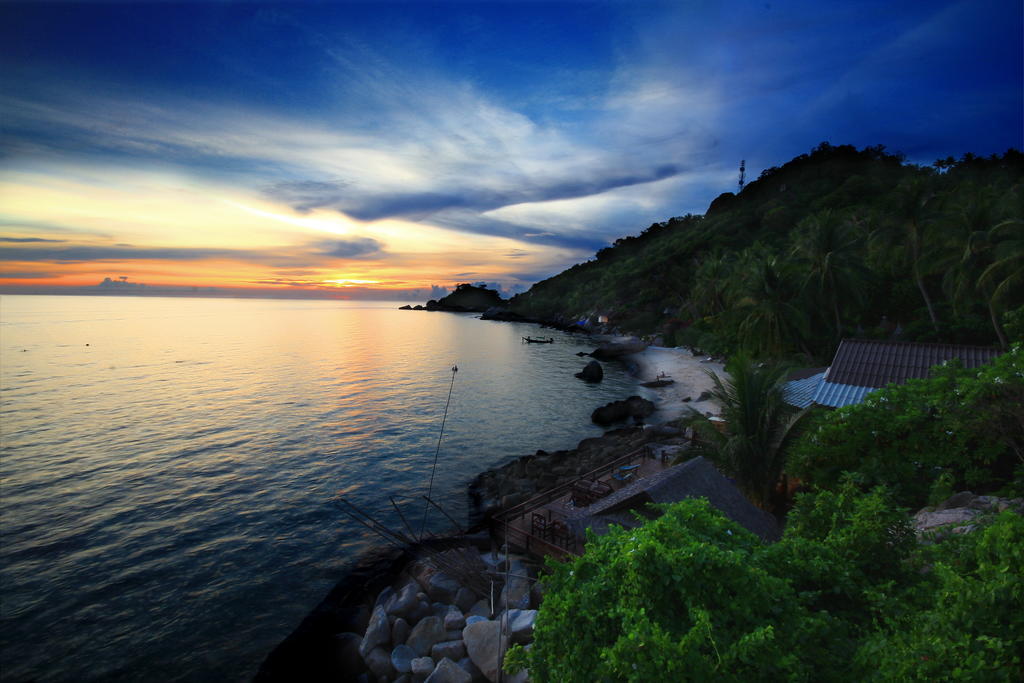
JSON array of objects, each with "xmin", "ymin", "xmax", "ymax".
[
  {"xmin": 913, "ymin": 491, "xmax": 1024, "ymax": 541},
  {"xmin": 467, "ymin": 427, "xmax": 668, "ymax": 523},
  {"xmin": 574, "ymin": 360, "xmax": 603, "ymax": 383},
  {"xmin": 591, "ymin": 396, "xmax": 655, "ymax": 426}
]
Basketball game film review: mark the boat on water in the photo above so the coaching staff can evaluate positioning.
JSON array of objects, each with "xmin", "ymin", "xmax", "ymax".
[{"xmin": 522, "ymin": 336, "xmax": 555, "ymax": 344}]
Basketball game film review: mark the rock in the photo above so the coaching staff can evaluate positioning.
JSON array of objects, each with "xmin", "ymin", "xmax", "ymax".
[
  {"xmin": 364, "ymin": 646, "xmax": 395, "ymax": 680},
  {"xmin": 575, "ymin": 360, "xmax": 603, "ymax": 383},
  {"xmin": 590, "ymin": 339, "xmax": 647, "ymax": 360},
  {"xmin": 443, "ymin": 605, "xmax": 466, "ymax": 631},
  {"xmin": 465, "ymin": 615, "xmax": 487, "ymax": 626},
  {"xmin": 411, "ymin": 656, "xmax": 436, "ymax": 677},
  {"xmin": 431, "ymin": 639, "xmax": 467, "ymax": 661},
  {"xmin": 499, "ymin": 609, "xmax": 537, "ymax": 644},
  {"xmin": 937, "ymin": 491, "xmax": 976, "ymax": 510},
  {"xmin": 445, "ymin": 629, "xmax": 463, "ymax": 641},
  {"xmin": 375, "ymin": 586, "xmax": 395, "ymax": 610},
  {"xmin": 388, "ymin": 583, "xmax": 421, "ymax": 619},
  {"xmin": 914, "ymin": 507, "xmax": 980, "ymax": 534},
  {"xmin": 393, "ymin": 617, "xmax": 411, "ymax": 645},
  {"xmin": 409, "ymin": 600, "xmax": 432, "ymax": 623},
  {"xmin": 395, "ymin": 675, "xmax": 412, "ymax": 683},
  {"xmin": 505, "ymin": 669, "xmax": 529, "ymax": 683},
  {"xmin": 407, "ymin": 616, "xmax": 447, "ymax": 656},
  {"xmin": 399, "ymin": 304, "xmax": 413, "ymax": 310},
  {"xmin": 426, "ymin": 657, "xmax": 473, "ymax": 683},
  {"xmin": 696, "ymin": 390, "xmax": 713, "ymax": 402},
  {"xmin": 432, "ymin": 602, "xmax": 450, "ymax": 618},
  {"xmin": 392, "ymin": 644, "xmax": 417, "ymax": 674},
  {"xmin": 428, "ymin": 573, "xmax": 462, "ymax": 603},
  {"xmin": 969, "ymin": 495, "xmax": 997, "ymax": 511},
  {"xmin": 458, "ymin": 656, "xmax": 486, "ymax": 683},
  {"xmin": 462, "ymin": 620, "xmax": 509, "ymax": 683},
  {"xmin": 359, "ymin": 605, "xmax": 391, "ymax": 659},
  {"xmin": 454, "ymin": 587, "xmax": 477, "ymax": 613},
  {"xmin": 332, "ymin": 632, "xmax": 365, "ymax": 676},
  {"xmin": 591, "ymin": 396, "xmax": 656, "ymax": 426},
  {"xmin": 499, "ymin": 575, "xmax": 531, "ymax": 611}
]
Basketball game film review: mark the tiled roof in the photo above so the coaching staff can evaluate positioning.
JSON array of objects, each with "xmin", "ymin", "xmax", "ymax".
[
  {"xmin": 810, "ymin": 380, "xmax": 875, "ymax": 408},
  {"xmin": 782, "ymin": 371, "xmax": 825, "ymax": 408},
  {"xmin": 827, "ymin": 339, "xmax": 1002, "ymax": 388}
]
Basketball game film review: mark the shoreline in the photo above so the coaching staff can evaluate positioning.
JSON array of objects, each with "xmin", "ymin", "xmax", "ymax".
[
  {"xmin": 255, "ymin": 341, "xmax": 725, "ymax": 681},
  {"xmin": 626, "ymin": 345, "xmax": 728, "ymax": 423}
]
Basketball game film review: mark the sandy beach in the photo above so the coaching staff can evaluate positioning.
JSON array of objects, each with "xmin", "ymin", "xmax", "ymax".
[{"xmin": 626, "ymin": 346, "xmax": 729, "ymax": 424}]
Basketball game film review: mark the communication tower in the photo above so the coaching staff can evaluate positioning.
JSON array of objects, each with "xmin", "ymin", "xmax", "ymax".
[{"xmin": 738, "ymin": 159, "xmax": 746, "ymax": 192}]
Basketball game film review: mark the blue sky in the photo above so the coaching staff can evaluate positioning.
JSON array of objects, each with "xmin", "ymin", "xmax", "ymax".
[{"xmin": 1, "ymin": 0, "xmax": 1021, "ymax": 297}]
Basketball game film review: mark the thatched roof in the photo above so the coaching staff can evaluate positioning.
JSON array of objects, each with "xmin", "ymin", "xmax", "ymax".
[{"xmin": 566, "ymin": 456, "xmax": 780, "ymax": 542}]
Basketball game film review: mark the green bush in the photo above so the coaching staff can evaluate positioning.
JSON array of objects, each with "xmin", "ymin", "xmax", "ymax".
[
  {"xmin": 856, "ymin": 512, "xmax": 1024, "ymax": 680},
  {"xmin": 789, "ymin": 346, "xmax": 1023, "ymax": 507},
  {"xmin": 528, "ymin": 499, "xmax": 826, "ymax": 682}
]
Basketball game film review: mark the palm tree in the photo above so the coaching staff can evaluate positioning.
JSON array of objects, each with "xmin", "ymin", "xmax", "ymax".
[
  {"xmin": 791, "ymin": 209, "xmax": 869, "ymax": 344},
  {"xmin": 976, "ymin": 217, "xmax": 1024, "ymax": 347},
  {"xmin": 679, "ymin": 358, "xmax": 809, "ymax": 512},
  {"xmin": 730, "ymin": 247, "xmax": 811, "ymax": 358},
  {"xmin": 891, "ymin": 177, "xmax": 941, "ymax": 331}
]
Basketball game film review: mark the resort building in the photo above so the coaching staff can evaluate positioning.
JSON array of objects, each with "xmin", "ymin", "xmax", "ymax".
[{"xmin": 783, "ymin": 338, "xmax": 1003, "ymax": 409}]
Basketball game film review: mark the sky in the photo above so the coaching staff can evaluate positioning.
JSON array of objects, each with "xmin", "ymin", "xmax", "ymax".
[{"xmin": 1, "ymin": 0, "xmax": 1021, "ymax": 300}]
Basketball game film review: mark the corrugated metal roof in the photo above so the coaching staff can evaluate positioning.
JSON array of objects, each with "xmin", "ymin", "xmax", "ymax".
[
  {"xmin": 826, "ymin": 339, "xmax": 1002, "ymax": 388},
  {"xmin": 811, "ymin": 381, "xmax": 875, "ymax": 408},
  {"xmin": 782, "ymin": 371, "xmax": 825, "ymax": 408}
]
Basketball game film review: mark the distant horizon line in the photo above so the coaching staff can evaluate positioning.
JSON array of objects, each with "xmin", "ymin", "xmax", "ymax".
[{"xmin": 0, "ymin": 285, "xmax": 445, "ymax": 303}]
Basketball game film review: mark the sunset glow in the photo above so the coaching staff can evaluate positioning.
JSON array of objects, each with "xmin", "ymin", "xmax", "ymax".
[{"xmin": 1, "ymin": 1, "xmax": 1020, "ymax": 299}]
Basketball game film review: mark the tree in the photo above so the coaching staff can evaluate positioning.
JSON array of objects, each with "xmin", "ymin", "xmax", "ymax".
[
  {"xmin": 680, "ymin": 358, "xmax": 808, "ymax": 511},
  {"xmin": 729, "ymin": 247, "xmax": 811, "ymax": 358},
  {"xmin": 890, "ymin": 177, "xmax": 942, "ymax": 331},
  {"xmin": 790, "ymin": 209, "xmax": 868, "ymax": 344}
]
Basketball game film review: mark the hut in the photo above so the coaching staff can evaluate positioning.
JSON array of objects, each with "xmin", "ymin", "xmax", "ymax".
[{"xmin": 566, "ymin": 456, "xmax": 780, "ymax": 542}]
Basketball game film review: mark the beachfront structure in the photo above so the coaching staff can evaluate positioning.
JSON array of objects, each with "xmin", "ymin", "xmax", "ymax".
[{"xmin": 783, "ymin": 338, "xmax": 1002, "ymax": 409}]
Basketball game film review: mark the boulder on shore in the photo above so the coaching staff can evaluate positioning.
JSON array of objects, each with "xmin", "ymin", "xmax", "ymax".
[
  {"xmin": 574, "ymin": 360, "xmax": 603, "ymax": 383},
  {"xmin": 589, "ymin": 339, "xmax": 647, "ymax": 360},
  {"xmin": 591, "ymin": 396, "xmax": 656, "ymax": 426}
]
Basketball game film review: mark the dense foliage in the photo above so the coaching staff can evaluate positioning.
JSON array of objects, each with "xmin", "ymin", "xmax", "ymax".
[
  {"xmin": 518, "ymin": 491, "xmax": 1024, "ymax": 682},
  {"xmin": 510, "ymin": 144, "xmax": 1023, "ymax": 361},
  {"xmin": 789, "ymin": 344, "xmax": 1024, "ymax": 508}
]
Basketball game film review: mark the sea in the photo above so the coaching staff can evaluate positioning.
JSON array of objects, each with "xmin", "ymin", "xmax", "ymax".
[{"xmin": 0, "ymin": 295, "xmax": 643, "ymax": 681}]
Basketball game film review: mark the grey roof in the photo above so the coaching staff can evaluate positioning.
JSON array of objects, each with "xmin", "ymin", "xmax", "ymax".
[
  {"xmin": 567, "ymin": 456, "xmax": 780, "ymax": 542},
  {"xmin": 783, "ymin": 340, "xmax": 1002, "ymax": 409},
  {"xmin": 826, "ymin": 339, "xmax": 1001, "ymax": 388}
]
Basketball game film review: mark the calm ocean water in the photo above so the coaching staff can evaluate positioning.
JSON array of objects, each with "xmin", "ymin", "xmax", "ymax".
[{"xmin": 0, "ymin": 295, "xmax": 640, "ymax": 681}]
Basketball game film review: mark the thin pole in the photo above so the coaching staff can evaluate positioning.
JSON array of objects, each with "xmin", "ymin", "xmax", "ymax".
[{"xmin": 419, "ymin": 364, "xmax": 458, "ymax": 540}]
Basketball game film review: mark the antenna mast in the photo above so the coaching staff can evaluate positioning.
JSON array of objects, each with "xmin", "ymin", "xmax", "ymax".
[{"xmin": 738, "ymin": 159, "xmax": 746, "ymax": 192}]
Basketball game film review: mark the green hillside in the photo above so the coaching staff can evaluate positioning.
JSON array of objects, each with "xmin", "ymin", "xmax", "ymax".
[{"xmin": 510, "ymin": 143, "xmax": 1023, "ymax": 361}]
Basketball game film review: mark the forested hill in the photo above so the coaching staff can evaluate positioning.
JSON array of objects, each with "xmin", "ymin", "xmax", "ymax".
[{"xmin": 509, "ymin": 143, "xmax": 1023, "ymax": 362}]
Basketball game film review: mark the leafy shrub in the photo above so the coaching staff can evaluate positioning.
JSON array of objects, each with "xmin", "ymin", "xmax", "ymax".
[
  {"xmin": 789, "ymin": 346, "xmax": 1023, "ymax": 507},
  {"xmin": 528, "ymin": 499, "xmax": 824, "ymax": 682},
  {"xmin": 856, "ymin": 512, "xmax": 1024, "ymax": 680}
]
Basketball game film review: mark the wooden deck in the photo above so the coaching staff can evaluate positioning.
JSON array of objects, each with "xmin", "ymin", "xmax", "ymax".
[{"xmin": 493, "ymin": 443, "xmax": 682, "ymax": 560}]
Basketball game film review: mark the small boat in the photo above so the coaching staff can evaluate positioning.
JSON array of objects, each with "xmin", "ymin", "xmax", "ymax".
[
  {"xmin": 641, "ymin": 378, "xmax": 675, "ymax": 388},
  {"xmin": 522, "ymin": 336, "xmax": 555, "ymax": 344}
]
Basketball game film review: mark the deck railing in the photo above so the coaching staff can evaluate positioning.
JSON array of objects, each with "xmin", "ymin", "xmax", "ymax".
[{"xmin": 492, "ymin": 444, "xmax": 658, "ymax": 558}]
